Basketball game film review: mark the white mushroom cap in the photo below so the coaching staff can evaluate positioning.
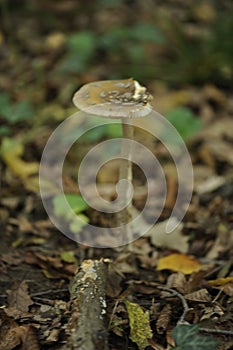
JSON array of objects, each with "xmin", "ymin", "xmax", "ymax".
[{"xmin": 73, "ymin": 78, "xmax": 153, "ymax": 118}]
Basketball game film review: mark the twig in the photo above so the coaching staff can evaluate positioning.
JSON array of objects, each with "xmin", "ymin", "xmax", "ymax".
[
  {"xmin": 156, "ymin": 286, "xmax": 191, "ymax": 323},
  {"xmin": 108, "ymin": 300, "xmax": 120, "ymax": 329},
  {"xmin": 199, "ymin": 328, "xmax": 233, "ymax": 337},
  {"xmin": 31, "ymin": 288, "xmax": 68, "ymax": 297},
  {"xmin": 156, "ymin": 286, "xmax": 233, "ymax": 338}
]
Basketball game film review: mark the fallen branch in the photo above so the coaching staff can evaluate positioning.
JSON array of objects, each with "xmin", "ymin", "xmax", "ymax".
[
  {"xmin": 63, "ymin": 259, "xmax": 109, "ymax": 350},
  {"xmin": 156, "ymin": 285, "xmax": 191, "ymax": 323},
  {"xmin": 199, "ymin": 327, "xmax": 233, "ymax": 337}
]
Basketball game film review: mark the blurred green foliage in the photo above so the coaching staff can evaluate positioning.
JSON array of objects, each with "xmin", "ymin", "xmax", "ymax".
[
  {"xmin": 161, "ymin": 13, "xmax": 233, "ymax": 85},
  {"xmin": 0, "ymin": 93, "xmax": 33, "ymax": 123},
  {"xmin": 60, "ymin": 31, "xmax": 97, "ymax": 73},
  {"xmin": 53, "ymin": 193, "xmax": 88, "ymax": 217},
  {"xmin": 172, "ymin": 324, "xmax": 219, "ymax": 350},
  {"xmin": 82, "ymin": 123, "xmax": 122, "ymax": 142},
  {"xmin": 53, "ymin": 194, "xmax": 89, "ymax": 234},
  {"xmin": 166, "ymin": 107, "xmax": 202, "ymax": 141},
  {"xmin": 97, "ymin": 0, "xmax": 124, "ymax": 8},
  {"xmin": 1, "ymin": 0, "xmax": 232, "ymax": 141},
  {"xmin": 0, "ymin": 93, "xmax": 34, "ymax": 135},
  {"xmin": 58, "ymin": 2, "xmax": 233, "ymax": 85},
  {"xmin": 61, "ymin": 23, "xmax": 164, "ymax": 74}
]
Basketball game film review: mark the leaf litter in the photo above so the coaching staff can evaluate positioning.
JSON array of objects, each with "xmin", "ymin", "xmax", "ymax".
[{"xmin": 0, "ymin": 1, "xmax": 233, "ymax": 349}]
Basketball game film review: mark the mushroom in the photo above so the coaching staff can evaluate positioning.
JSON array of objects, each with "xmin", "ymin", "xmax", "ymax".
[{"xmin": 73, "ymin": 78, "xmax": 153, "ymax": 243}]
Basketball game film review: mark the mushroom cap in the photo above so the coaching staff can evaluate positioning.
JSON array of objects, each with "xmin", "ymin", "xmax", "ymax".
[{"xmin": 73, "ymin": 78, "xmax": 153, "ymax": 118}]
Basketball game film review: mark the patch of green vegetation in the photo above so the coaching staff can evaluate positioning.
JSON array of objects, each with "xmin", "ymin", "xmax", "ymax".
[
  {"xmin": 61, "ymin": 23, "xmax": 164, "ymax": 75},
  {"xmin": 60, "ymin": 31, "xmax": 97, "ymax": 73},
  {"xmin": 160, "ymin": 12, "xmax": 233, "ymax": 86},
  {"xmin": 0, "ymin": 93, "xmax": 34, "ymax": 136},
  {"xmin": 166, "ymin": 107, "xmax": 202, "ymax": 141},
  {"xmin": 53, "ymin": 194, "xmax": 89, "ymax": 234},
  {"xmin": 97, "ymin": 0, "xmax": 124, "ymax": 8},
  {"xmin": 100, "ymin": 22, "xmax": 164, "ymax": 49},
  {"xmin": 82, "ymin": 123, "xmax": 122, "ymax": 142},
  {"xmin": 53, "ymin": 193, "xmax": 88, "ymax": 218},
  {"xmin": 172, "ymin": 324, "xmax": 219, "ymax": 350}
]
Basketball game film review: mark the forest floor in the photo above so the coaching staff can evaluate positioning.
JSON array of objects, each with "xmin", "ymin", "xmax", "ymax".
[{"xmin": 0, "ymin": 1, "xmax": 233, "ymax": 349}]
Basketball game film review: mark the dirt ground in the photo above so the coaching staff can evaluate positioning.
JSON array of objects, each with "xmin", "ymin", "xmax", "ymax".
[{"xmin": 0, "ymin": 1, "xmax": 233, "ymax": 349}]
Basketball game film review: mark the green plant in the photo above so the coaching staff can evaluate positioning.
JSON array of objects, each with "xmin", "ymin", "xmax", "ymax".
[
  {"xmin": 165, "ymin": 107, "xmax": 202, "ymax": 141},
  {"xmin": 172, "ymin": 324, "xmax": 219, "ymax": 350},
  {"xmin": 61, "ymin": 22, "xmax": 165, "ymax": 76},
  {"xmin": 53, "ymin": 193, "xmax": 88, "ymax": 217},
  {"xmin": 160, "ymin": 10, "xmax": 233, "ymax": 86},
  {"xmin": 0, "ymin": 93, "xmax": 34, "ymax": 135},
  {"xmin": 53, "ymin": 193, "xmax": 89, "ymax": 234},
  {"xmin": 82, "ymin": 123, "xmax": 122, "ymax": 142},
  {"xmin": 0, "ymin": 93, "xmax": 34, "ymax": 123},
  {"xmin": 100, "ymin": 22, "xmax": 165, "ymax": 70},
  {"xmin": 97, "ymin": 0, "xmax": 124, "ymax": 8},
  {"xmin": 60, "ymin": 31, "xmax": 97, "ymax": 73},
  {"xmin": 100, "ymin": 22, "xmax": 164, "ymax": 49},
  {"xmin": 62, "ymin": 118, "xmax": 122, "ymax": 144}
]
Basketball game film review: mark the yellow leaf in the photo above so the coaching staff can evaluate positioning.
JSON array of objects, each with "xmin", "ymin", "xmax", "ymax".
[
  {"xmin": 125, "ymin": 300, "xmax": 152, "ymax": 350},
  {"xmin": 0, "ymin": 138, "xmax": 39, "ymax": 179},
  {"xmin": 208, "ymin": 277, "xmax": 233, "ymax": 286},
  {"xmin": 23, "ymin": 175, "xmax": 39, "ymax": 192},
  {"xmin": 157, "ymin": 253, "xmax": 201, "ymax": 274},
  {"xmin": 60, "ymin": 251, "xmax": 76, "ymax": 263}
]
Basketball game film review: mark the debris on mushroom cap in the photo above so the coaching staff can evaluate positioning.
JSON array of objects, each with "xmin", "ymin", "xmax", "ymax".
[{"xmin": 73, "ymin": 78, "xmax": 153, "ymax": 118}]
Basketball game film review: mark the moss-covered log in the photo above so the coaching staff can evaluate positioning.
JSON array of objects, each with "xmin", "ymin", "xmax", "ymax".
[{"xmin": 63, "ymin": 259, "xmax": 109, "ymax": 350}]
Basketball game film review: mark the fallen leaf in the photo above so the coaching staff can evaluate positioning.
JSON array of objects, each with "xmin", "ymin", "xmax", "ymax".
[
  {"xmin": 156, "ymin": 304, "xmax": 172, "ymax": 334},
  {"xmin": 19, "ymin": 325, "xmax": 40, "ymax": 349},
  {"xmin": 125, "ymin": 300, "xmax": 153, "ymax": 350},
  {"xmin": 200, "ymin": 305, "xmax": 224, "ymax": 321},
  {"xmin": 207, "ymin": 226, "xmax": 233, "ymax": 259},
  {"xmin": 208, "ymin": 277, "xmax": 233, "ymax": 286},
  {"xmin": 60, "ymin": 251, "xmax": 76, "ymax": 263},
  {"xmin": 0, "ymin": 137, "xmax": 39, "ymax": 178},
  {"xmin": 208, "ymin": 277, "xmax": 233, "ymax": 296},
  {"xmin": 185, "ymin": 288, "xmax": 212, "ymax": 303},
  {"xmin": 172, "ymin": 324, "xmax": 219, "ymax": 350},
  {"xmin": 0, "ymin": 309, "xmax": 21, "ymax": 350},
  {"xmin": 53, "ymin": 194, "xmax": 88, "ymax": 218},
  {"xmin": 146, "ymin": 220, "xmax": 188, "ymax": 253},
  {"xmin": 6, "ymin": 280, "xmax": 33, "ymax": 312},
  {"xmin": 157, "ymin": 254, "xmax": 201, "ymax": 274}
]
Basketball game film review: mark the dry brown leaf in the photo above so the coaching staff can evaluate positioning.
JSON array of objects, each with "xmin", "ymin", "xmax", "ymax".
[
  {"xmin": 207, "ymin": 227, "xmax": 233, "ymax": 259},
  {"xmin": 0, "ymin": 310, "xmax": 21, "ymax": 350},
  {"xmin": 195, "ymin": 176, "xmax": 226, "ymax": 194},
  {"xmin": 6, "ymin": 281, "xmax": 33, "ymax": 314},
  {"xmin": 166, "ymin": 272, "xmax": 187, "ymax": 294},
  {"xmin": 200, "ymin": 305, "xmax": 224, "ymax": 321},
  {"xmin": 157, "ymin": 254, "xmax": 201, "ymax": 274},
  {"xmin": 146, "ymin": 220, "xmax": 188, "ymax": 253},
  {"xmin": 19, "ymin": 325, "xmax": 40, "ymax": 350},
  {"xmin": 185, "ymin": 288, "xmax": 212, "ymax": 303},
  {"xmin": 155, "ymin": 304, "xmax": 172, "ymax": 334},
  {"xmin": 0, "ymin": 322, "xmax": 40, "ymax": 350},
  {"xmin": 112, "ymin": 253, "xmax": 139, "ymax": 276},
  {"xmin": 208, "ymin": 277, "xmax": 233, "ymax": 296},
  {"xmin": 187, "ymin": 271, "xmax": 207, "ymax": 293}
]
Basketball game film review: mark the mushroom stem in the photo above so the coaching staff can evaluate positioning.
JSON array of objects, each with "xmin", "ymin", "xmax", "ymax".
[{"xmin": 118, "ymin": 118, "xmax": 134, "ymax": 242}]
